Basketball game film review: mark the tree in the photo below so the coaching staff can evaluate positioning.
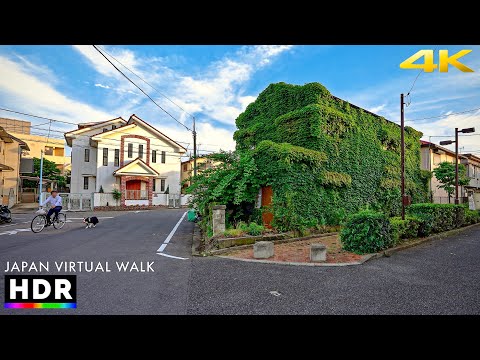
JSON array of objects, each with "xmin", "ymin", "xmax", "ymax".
[
  {"xmin": 24, "ymin": 157, "xmax": 67, "ymax": 188},
  {"xmin": 433, "ymin": 161, "xmax": 470, "ymax": 203}
]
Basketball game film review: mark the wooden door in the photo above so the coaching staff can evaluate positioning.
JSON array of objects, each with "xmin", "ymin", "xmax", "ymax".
[
  {"xmin": 261, "ymin": 186, "xmax": 274, "ymax": 228},
  {"xmin": 126, "ymin": 180, "xmax": 141, "ymax": 200}
]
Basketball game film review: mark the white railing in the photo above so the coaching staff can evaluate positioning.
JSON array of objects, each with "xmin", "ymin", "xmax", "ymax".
[
  {"xmin": 41, "ymin": 192, "xmax": 93, "ymax": 211},
  {"xmin": 125, "ymin": 190, "xmax": 148, "ymax": 200}
]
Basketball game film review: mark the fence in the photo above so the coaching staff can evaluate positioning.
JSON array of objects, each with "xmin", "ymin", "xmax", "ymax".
[
  {"xmin": 41, "ymin": 192, "xmax": 93, "ymax": 211},
  {"xmin": 432, "ymin": 196, "xmax": 468, "ymax": 204},
  {"xmin": 125, "ymin": 190, "xmax": 148, "ymax": 200}
]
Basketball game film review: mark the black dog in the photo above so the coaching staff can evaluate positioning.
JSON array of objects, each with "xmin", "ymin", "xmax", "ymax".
[{"xmin": 83, "ymin": 216, "xmax": 99, "ymax": 229}]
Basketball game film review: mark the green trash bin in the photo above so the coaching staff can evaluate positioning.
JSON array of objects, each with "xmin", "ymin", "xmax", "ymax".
[{"xmin": 187, "ymin": 209, "xmax": 197, "ymax": 222}]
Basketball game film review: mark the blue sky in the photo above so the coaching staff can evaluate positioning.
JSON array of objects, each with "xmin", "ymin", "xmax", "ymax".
[{"xmin": 0, "ymin": 45, "xmax": 479, "ymax": 156}]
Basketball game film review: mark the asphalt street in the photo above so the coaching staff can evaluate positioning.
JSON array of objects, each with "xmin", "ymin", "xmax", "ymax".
[{"xmin": 0, "ymin": 209, "xmax": 479, "ymax": 315}]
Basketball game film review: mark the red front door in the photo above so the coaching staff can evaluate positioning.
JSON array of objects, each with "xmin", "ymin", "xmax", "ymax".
[{"xmin": 126, "ymin": 180, "xmax": 142, "ymax": 200}]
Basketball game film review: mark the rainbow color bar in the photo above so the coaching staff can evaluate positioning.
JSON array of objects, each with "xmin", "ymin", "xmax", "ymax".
[{"xmin": 4, "ymin": 303, "xmax": 76, "ymax": 309}]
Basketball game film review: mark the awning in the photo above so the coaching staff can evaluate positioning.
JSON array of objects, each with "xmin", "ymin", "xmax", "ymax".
[{"xmin": 0, "ymin": 163, "xmax": 14, "ymax": 171}]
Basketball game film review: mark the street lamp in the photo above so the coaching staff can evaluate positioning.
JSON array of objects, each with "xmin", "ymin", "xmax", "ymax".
[{"xmin": 439, "ymin": 127, "xmax": 475, "ymax": 204}]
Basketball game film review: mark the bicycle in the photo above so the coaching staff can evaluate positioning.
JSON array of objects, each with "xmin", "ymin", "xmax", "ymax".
[{"xmin": 31, "ymin": 208, "xmax": 66, "ymax": 233}]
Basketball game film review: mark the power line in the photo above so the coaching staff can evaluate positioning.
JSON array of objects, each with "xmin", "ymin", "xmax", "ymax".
[
  {"xmin": 406, "ymin": 107, "xmax": 480, "ymax": 123},
  {"xmin": 406, "ymin": 46, "xmax": 437, "ymax": 98},
  {"xmin": 92, "ymin": 45, "xmax": 191, "ymax": 132},
  {"xmin": 97, "ymin": 45, "xmax": 196, "ymax": 121}
]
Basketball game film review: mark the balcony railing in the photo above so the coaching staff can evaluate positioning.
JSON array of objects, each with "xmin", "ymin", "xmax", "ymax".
[{"xmin": 125, "ymin": 190, "xmax": 148, "ymax": 200}]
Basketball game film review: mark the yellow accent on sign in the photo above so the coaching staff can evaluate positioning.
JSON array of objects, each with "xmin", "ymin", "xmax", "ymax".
[{"xmin": 400, "ymin": 49, "xmax": 474, "ymax": 72}]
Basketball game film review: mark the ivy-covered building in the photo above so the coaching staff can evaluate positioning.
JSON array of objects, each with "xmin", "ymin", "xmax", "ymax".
[{"xmin": 233, "ymin": 82, "xmax": 430, "ymax": 229}]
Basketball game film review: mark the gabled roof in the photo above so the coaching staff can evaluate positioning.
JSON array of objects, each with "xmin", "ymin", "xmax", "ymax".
[
  {"xmin": 64, "ymin": 117, "xmax": 127, "ymax": 146},
  {"xmin": 420, "ymin": 140, "xmax": 466, "ymax": 159},
  {"xmin": 127, "ymin": 114, "xmax": 187, "ymax": 152},
  {"xmin": 91, "ymin": 124, "xmax": 136, "ymax": 139},
  {"xmin": 113, "ymin": 158, "xmax": 159, "ymax": 177}
]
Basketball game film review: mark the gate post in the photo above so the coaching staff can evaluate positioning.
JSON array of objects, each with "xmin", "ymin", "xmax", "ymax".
[
  {"xmin": 80, "ymin": 194, "xmax": 83, "ymax": 211},
  {"xmin": 212, "ymin": 205, "xmax": 226, "ymax": 236}
]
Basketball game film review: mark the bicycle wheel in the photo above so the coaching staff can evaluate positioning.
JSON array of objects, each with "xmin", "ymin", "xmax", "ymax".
[
  {"xmin": 53, "ymin": 213, "xmax": 66, "ymax": 229},
  {"xmin": 31, "ymin": 215, "xmax": 46, "ymax": 233}
]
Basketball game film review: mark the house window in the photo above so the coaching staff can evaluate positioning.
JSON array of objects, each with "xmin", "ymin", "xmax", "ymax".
[
  {"xmin": 103, "ymin": 148, "xmax": 108, "ymax": 166},
  {"xmin": 83, "ymin": 177, "xmax": 89, "ymax": 190},
  {"xmin": 161, "ymin": 179, "xmax": 165, "ymax": 192},
  {"xmin": 128, "ymin": 143, "xmax": 133, "ymax": 158},
  {"xmin": 152, "ymin": 179, "xmax": 156, "ymax": 192},
  {"xmin": 114, "ymin": 149, "xmax": 119, "ymax": 166},
  {"xmin": 161, "ymin": 151, "xmax": 166, "ymax": 163},
  {"xmin": 112, "ymin": 125, "xmax": 116, "ymax": 130},
  {"xmin": 152, "ymin": 150, "xmax": 157, "ymax": 163},
  {"xmin": 183, "ymin": 164, "xmax": 188, "ymax": 171},
  {"xmin": 103, "ymin": 128, "xmax": 108, "ymax": 132},
  {"xmin": 139, "ymin": 144, "xmax": 144, "ymax": 159},
  {"xmin": 84, "ymin": 149, "xmax": 90, "ymax": 162},
  {"xmin": 44, "ymin": 146, "xmax": 53, "ymax": 155}
]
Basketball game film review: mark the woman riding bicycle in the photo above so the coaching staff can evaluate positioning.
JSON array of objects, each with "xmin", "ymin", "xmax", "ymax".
[{"xmin": 40, "ymin": 190, "xmax": 62, "ymax": 226}]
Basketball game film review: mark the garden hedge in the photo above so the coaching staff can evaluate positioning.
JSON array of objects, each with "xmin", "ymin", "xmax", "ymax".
[
  {"xmin": 389, "ymin": 216, "xmax": 421, "ymax": 243},
  {"xmin": 340, "ymin": 210, "xmax": 393, "ymax": 254},
  {"xmin": 406, "ymin": 203, "xmax": 465, "ymax": 236}
]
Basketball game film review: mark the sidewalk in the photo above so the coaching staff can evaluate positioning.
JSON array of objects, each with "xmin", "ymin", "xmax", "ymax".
[{"xmin": 10, "ymin": 203, "xmax": 39, "ymax": 214}]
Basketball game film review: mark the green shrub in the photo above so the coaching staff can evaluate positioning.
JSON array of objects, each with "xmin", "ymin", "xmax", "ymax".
[
  {"xmin": 224, "ymin": 228, "xmax": 244, "ymax": 237},
  {"xmin": 389, "ymin": 216, "xmax": 420, "ymax": 243},
  {"xmin": 465, "ymin": 209, "xmax": 480, "ymax": 225},
  {"xmin": 407, "ymin": 203, "xmax": 465, "ymax": 236},
  {"xmin": 341, "ymin": 210, "xmax": 393, "ymax": 254},
  {"xmin": 247, "ymin": 223, "xmax": 264, "ymax": 236}
]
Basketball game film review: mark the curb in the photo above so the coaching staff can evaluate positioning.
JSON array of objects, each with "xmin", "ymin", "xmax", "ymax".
[
  {"xmin": 365, "ymin": 222, "xmax": 480, "ymax": 263},
  {"xmin": 191, "ymin": 223, "xmax": 202, "ymax": 256},
  {"xmin": 215, "ymin": 255, "xmax": 364, "ymax": 267},
  {"xmin": 209, "ymin": 232, "xmax": 339, "ymax": 256},
  {"xmin": 215, "ymin": 222, "xmax": 480, "ymax": 267}
]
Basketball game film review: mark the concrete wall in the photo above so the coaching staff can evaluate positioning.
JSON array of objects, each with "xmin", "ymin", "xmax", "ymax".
[{"xmin": 70, "ymin": 129, "xmax": 99, "ymax": 194}]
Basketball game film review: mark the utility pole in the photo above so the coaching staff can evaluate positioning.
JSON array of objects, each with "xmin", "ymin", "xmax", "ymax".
[
  {"xmin": 38, "ymin": 150, "xmax": 44, "ymax": 207},
  {"xmin": 400, "ymin": 93, "xmax": 405, "ymax": 220},
  {"xmin": 193, "ymin": 116, "xmax": 197, "ymax": 177},
  {"xmin": 455, "ymin": 127, "xmax": 459, "ymax": 204}
]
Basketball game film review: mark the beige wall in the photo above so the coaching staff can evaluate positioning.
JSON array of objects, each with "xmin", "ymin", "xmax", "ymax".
[
  {"xmin": 0, "ymin": 139, "xmax": 22, "ymax": 205},
  {"xmin": 181, "ymin": 157, "xmax": 222, "ymax": 192},
  {"xmin": 421, "ymin": 146, "xmax": 465, "ymax": 202},
  {"xmin": 9, "ymin": 133, "xmax": 68, "ymax": 173}
]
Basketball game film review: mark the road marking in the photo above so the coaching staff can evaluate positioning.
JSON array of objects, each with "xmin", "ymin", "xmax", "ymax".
[
  {"xmin": 158, "ymin": 244, "xmax": 168, "ymax": 252},
  {"xmin": 0, "ymin": 229, "xmax": 31, "ymax": 236},
  {"xmin": 68, "ymin": 217, "xmax": 114, "ymax": 220},
  {"xmin": 157, "ymin": 252, "xmax": 188, "ymax": 260},
  {"xmin": 156, "ymin": 212, "xmax": 187, "ymax": 252}
]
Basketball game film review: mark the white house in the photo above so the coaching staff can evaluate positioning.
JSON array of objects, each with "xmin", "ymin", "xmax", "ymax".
[{"xmin": 65, "ymin": 114, "xmax": 186, "ymax": 206}]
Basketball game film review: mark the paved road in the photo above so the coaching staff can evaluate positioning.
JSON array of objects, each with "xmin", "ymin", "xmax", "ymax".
[
  {"xmin": 0, "ymin": 208, "xmax": 194, "ymax": 315},
  {"xmin": 188, "ymin": 224, "xmax": 480, "ymax": 315},
  {"xmin": 1, "ymin": 209, "xmax": 479, "ymax": 315}
]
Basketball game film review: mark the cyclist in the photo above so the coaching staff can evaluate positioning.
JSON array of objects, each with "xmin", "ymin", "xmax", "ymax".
[{"xmin": 40, "ymin": 190, "xmax": 62, "ymax": 226}]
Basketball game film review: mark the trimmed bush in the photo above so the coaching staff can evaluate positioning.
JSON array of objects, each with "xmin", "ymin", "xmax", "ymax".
[
  {"xmin": 247, "ymin": 223, "xmax": 265, "ymax": 236},
  {"xmin": 389, "ymin": 216, "xmax": 421, "ymax": 243},
  {"xmin": 465, "ymin": 209, "xmax": 480, "ymax": 225},
  {"xmin": 341, "ymin": 210, "xmax": 393, "ymax": 254},
  {"xmin": 407, "ymin": 203, "xmax": 465, "ymax": 236}
]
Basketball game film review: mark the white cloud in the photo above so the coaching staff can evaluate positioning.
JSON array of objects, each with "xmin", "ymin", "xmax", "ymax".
[
  {"xmin": 94, "ymin": 83, "xmax": 110, "ymax": 89},
  {"xmin": 0, "ymin": 55, "xmax": 112, "ymax": 126},
  {"xmin": 368, "ymin": 104, "xmax": 386, "ymax": 113}
]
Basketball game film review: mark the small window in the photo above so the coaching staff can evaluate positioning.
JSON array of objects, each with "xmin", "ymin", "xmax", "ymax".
[
  {"xmin": 128, "ymin": 143, "xmax": 133, "ymax": 158},
  {"xmin": 83, "ymin": 177, "xmax": 89, "ymax": 190},
  {"xmin": 183, "ymin": 164, "xmax": 188, "ymax": 171},
  {"xmin": 44, "ymin": 146, "xmax": 53, "ymax": 155},
  {"xmin": 103, "ymin": 148, "xmax": 108, "ymax": 166},
  {"xmin": 112, "ymin": 125, "xmax": 116, "ymax": 130},
  {"xmin": 114, "ymin": 149, "xmax": 119, "ymax": 166},
  {"xmin": 161, "ymin": 151, "xmax": 166, "ymax": 163},
  {"xmin": 103, "ymin": 128, "xmax": 108, "ymax": 132},
  {"xmin": 84, "ymin": 149, "xmax": 90, "ymax": 162},
  {"xmin": 139, "ymin": 144, "xmax": 144, "ymax": 159},
  {"xmin": 161, "ymin": 179, "xmax": 165, "ymax": 192},
  {"xmin": 152, "ymin": 179, "xmax": 156, "ymax": 192},
  {"xmin": 152, "ymin": 150, "xmax": 157, "ymax": 163}
]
